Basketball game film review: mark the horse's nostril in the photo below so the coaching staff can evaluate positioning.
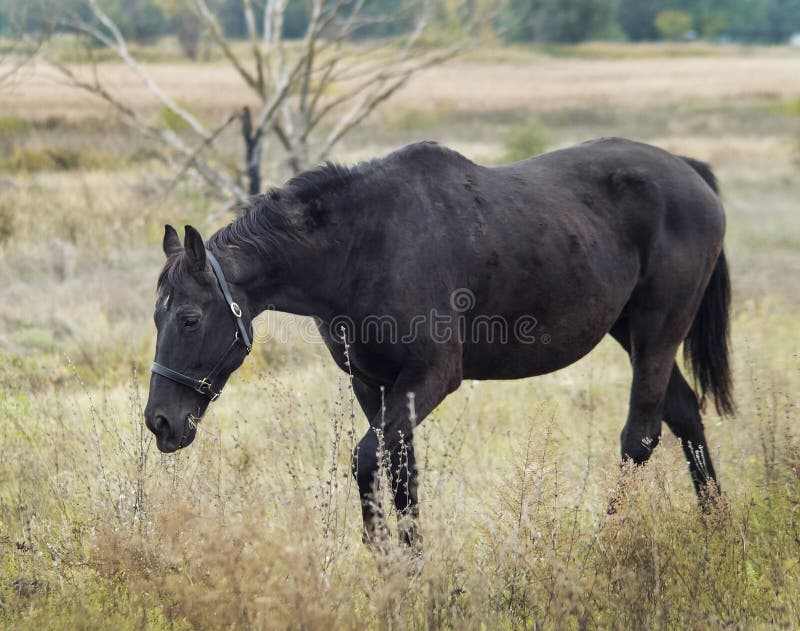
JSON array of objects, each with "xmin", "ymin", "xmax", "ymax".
[{"xmin": 146, "ymin": 414, "xmax": 170, "ymax": 439}]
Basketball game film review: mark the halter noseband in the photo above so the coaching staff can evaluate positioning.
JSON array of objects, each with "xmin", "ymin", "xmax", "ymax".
[{"xmin": 151, "ymin": 250, "xmax": 252, "ymax": 401}]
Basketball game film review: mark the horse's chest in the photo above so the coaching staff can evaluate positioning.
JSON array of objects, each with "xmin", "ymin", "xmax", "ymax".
[{"xmin": 346, "ymin": 343, "xmax": 402, "ymax": 387}]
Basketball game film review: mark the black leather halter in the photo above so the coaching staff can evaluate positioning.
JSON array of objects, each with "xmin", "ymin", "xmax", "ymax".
[{"xmin": 151, "ymin": 250, "xmax": 252, "ymax": 401}]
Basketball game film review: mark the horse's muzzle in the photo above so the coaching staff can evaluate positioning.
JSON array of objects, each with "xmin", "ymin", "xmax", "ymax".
[{"xmin": 145, "ymin": 412, "xmax": 193, "ymax": 453}]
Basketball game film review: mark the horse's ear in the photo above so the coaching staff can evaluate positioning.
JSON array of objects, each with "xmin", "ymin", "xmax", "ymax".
[
  {"xmin": 183, "ymin": 225, "xmax": 206, "ymax": 272},
  {"xmin": 163, "ymin": 224, "xmax": 181, "ymax": 258}
]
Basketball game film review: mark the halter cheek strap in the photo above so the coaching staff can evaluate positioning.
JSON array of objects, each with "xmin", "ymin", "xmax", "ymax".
[
  {"xmin": 206, "ymin": 250, "xmax": 252, "ymax": 350},
  {"xmin": 151, "ymin": 249, "xmax": 252, "ymax": 401}
]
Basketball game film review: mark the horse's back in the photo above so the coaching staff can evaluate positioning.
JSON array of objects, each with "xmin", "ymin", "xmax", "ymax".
[
  {"xmin": 492, "ymin": 137, "xmax": 722, "ymax": 227},
  {"xmin": 485, "ymin": 137, "xmax": 725, "ymax": 282}
]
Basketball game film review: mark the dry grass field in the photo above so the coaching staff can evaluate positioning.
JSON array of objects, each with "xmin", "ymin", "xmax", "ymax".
[{"xmin": 1, "ymin": 43, "xmax": 799, "ymax": 629}]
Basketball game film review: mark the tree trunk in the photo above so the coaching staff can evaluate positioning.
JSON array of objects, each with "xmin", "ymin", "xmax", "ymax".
[{"xmin": 241, "ymin": 106, "xmax": 263, "ymax": 195}]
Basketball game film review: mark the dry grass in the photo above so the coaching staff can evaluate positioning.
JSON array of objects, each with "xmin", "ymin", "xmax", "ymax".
[
  {"xmin": 2, "ymin": 338, "xmax": 799, "ymax": 629},
  {"xmin": 1, "ymin": 44, "xmax": 800, "ymax": 629},
  {"xmin": 3, "ymin": 46, "xmax": 800, "ymax": 122}
]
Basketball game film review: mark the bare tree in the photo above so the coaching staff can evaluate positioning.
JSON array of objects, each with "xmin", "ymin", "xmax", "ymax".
[
  {"xmin": 0, "ymin": 16, "xmax": 47, "ymax": 88},
  {"xmin": 50, "ymin": 0, "xmax": 492, "ymax": 212}
]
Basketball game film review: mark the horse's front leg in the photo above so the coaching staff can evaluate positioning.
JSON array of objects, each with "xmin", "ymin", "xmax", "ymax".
[
  {"xmin": 353, "ymin": 426, "xmax": 390, "ymax": 545},
  {"xmin": 352, "ymin": 416, "xmax": 421, "ymax": 548},
  {"xmin": 355, "ymin": 355, "xmax": 461, "ymax": 549},
  {"xmin": 389, "ymin": 431, "xmax": 419, "ymax": 547},
  {"xmin": 351, "ymin": 379, "xmax": 390, "ymax": 546}
]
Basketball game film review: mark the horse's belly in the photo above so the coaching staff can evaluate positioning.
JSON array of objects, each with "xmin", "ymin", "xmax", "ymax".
[
  {"xmin": 461, "ymin": 326, "xmax": 604, "ymax": 379},
  {"xmin": 460, "ymin": 285, "xmax": 628, "ymax": 380}
]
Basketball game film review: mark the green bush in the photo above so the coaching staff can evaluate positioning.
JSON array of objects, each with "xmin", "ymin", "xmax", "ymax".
[
  {"xmin": 3, "ymin": 145, "xmax": 122, "ymax": 172},
  {"xmin": 6, "ymin": 146, "xmax": 55, "ymax": 172},
  {"xmin": 159, "ymin": 104, "xmax": 203, "ymax": 133},
  {"xmin": 0, "ymin": 115, "xmax": 31, "ymax": 136},
  {"xmin": 500, "ymin": 121, "xmax": 548, "ymax": 163},
  {"xmin": 385, "ymin": 106, "xmax": 442, "ymax": 132},
  {"xmin": 0, "ymin": 198, "xmax": 14, "ymax": 244},
  {"xmin": 655, "ymin": 10, "xmax": 693, "ymax": 41},
  {"xmin": 777, "ymin": 96, "xmax": 800, "ymax": 116},
  {"xmin": 46, "ymin": 148, "xmax": 82, "ymax": 170}
]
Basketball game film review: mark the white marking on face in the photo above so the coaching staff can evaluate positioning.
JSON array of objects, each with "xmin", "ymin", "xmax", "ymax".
[{"xmin": 159, "ymin": 288, "xmax": 172, "ymax": 311}]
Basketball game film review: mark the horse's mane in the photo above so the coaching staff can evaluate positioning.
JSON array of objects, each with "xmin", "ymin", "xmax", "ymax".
[
  {"xmin": 207, "ymin": 161, "xmax": 368, "ymax": 257},
  {"xmin": 282, "ymin": 160, "xmax": 362, "ymax": 205}
]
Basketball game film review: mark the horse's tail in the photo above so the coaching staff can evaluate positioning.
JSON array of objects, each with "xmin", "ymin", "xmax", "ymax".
[
  {"xmin": 681, "ymin": 156, "xmax": 735, "ymax": 416},
  {"xmin": 681, "ymin": 155, "xmax": 719, "ymax": 194}
]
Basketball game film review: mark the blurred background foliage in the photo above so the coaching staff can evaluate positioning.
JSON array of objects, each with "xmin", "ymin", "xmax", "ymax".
[{"xmin": 2, "ymin": 0, "xmax": 800, "ymax": 52}]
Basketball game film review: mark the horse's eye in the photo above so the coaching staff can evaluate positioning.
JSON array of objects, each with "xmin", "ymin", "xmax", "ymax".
[{"xmin": 183, "ymin": 317, "xmax": 199, "ymax": 329}]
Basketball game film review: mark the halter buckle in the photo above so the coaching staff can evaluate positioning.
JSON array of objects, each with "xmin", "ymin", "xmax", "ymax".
[
  {"xmin": 231, "ymin": 302, "xmax": 242, "ymax": 317},
  {"xmin": 196, "ymin": 378, "xmax": 220, "ymax": 401}
]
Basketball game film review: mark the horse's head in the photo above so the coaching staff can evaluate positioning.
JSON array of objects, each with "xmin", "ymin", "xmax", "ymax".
[{"xmin": 144, "ymin": 225, "xmax": 252, "ymax": 452}]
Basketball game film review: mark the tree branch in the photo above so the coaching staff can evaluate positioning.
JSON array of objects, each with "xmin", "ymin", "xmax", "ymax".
[
  {"xmin": 69, "ymin": 1, "xmax": 210, "ymax": 140},
  {"xmin": 49, "ymin": 56, "xmax": 245, "ymax": 200},
  {"xmin": 242, "ymin": 0, "xmax": 265, "ymax": 95},
  {"xmin": 192, "ymin": 0, "xmax": 261, "ymax": 95},
  {"xmin": 0, "ymin": 33, "xmax": 46, "ymax": 86}
]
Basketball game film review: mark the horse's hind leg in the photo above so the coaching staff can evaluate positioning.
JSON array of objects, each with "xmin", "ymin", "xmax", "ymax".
[
  {"xmin": 663, "ymin": 364, "xmax": 720, "ymax": 502},
  {"xmin": 620, "ymin": 352, "xmax": 675, "ymax": 465},
  {"xmin": 609, "ymin": 313, "xmax": 720, "ymax": 510},
  {"xmin": 608, "ymin": 315, "xmax": 672, "ymax": 464}
]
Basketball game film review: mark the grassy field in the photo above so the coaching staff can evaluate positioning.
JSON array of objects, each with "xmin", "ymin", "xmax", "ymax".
[{"xmin": 1, "ymin": 43, "xmax": 800, "ymax": 629}]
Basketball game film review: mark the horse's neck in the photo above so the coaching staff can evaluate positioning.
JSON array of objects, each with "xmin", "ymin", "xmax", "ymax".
[{"xmin": 222, "ymin": 230, "xmax": 339, "ymax": 321}]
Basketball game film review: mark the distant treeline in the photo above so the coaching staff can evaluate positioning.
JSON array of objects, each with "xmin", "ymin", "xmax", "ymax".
[
  {"xmin": 501, "ymin": 0, "xmax": 800, "ymax": 43},
  {"xmin": 2, "ymin": 0, "xmax": 800, "ymax": 47}
]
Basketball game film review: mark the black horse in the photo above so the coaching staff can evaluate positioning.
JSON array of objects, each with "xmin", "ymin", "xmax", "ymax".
[{"xmin": 144, "ymin": 138, "xmax": 733, "ymax": 546}]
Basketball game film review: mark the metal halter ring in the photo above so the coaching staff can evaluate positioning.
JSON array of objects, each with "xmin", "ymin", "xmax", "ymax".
[{"xmin": 231, "ymin": 302, "xmax": 242, "ymax": 317}]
